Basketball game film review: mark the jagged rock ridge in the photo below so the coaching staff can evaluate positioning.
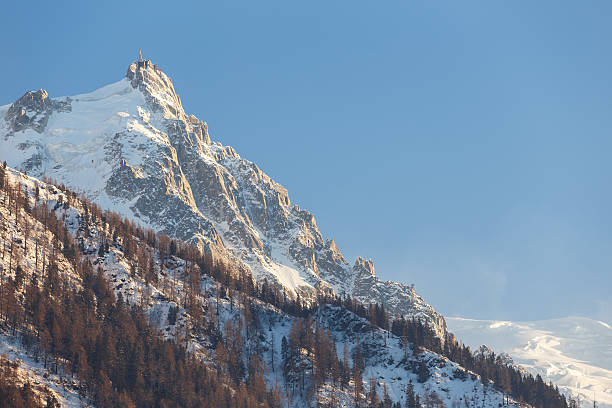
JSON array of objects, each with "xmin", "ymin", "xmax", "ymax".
[{"xmin": 0, "ymin": 56, "xmax": 447, "ymax": 337}]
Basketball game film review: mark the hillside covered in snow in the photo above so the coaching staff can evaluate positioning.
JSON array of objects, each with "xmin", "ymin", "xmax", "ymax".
[{"xmin": 0, "ymin": 165, "xmax": 570, "ymax": 407}]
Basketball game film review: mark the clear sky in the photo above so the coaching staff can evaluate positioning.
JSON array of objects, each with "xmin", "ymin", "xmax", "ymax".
[{"xmin": 1, "ymin": 1, "xmax": 611, "ymax": 324}]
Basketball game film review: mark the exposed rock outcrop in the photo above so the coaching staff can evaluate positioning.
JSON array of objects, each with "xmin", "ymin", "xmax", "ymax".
[{"xmin": 5, "ymin": 89, "xmax": 70, "ymax": 134}]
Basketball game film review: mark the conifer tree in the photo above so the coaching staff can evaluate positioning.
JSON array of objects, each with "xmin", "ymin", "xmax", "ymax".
[
  {"xmin": 406, "ymin": 379, "xmax": 417, "ymax": 408},
  {"xmin": 353, "ymin": 358, "xmax": 363, "ymax": 408}
]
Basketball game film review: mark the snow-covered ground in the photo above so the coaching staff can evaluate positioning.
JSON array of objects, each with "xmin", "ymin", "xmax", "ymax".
[
  {"xmin": 447, "ymin": 316, "xmax": 612, "ymax": 408},
  {"xmin": 0, "ymin": 333, "xmax": 90, "ymax": 407}
]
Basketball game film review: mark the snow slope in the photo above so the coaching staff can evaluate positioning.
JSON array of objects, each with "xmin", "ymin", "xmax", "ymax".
[
  {"xmin": 0, "ymin": 334, "xmax": 90, "ymax": 408},
  {"xmin": 447, "ymin": 317, "xmax": 612, "ymax": 408}
]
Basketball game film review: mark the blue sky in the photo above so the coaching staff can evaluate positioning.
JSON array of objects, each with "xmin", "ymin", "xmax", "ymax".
[{"xmin": 1, "ymin": 1, "xmax": 611, "ymax": 324}]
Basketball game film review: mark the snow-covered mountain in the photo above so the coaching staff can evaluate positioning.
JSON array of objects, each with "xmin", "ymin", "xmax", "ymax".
[
  {"xmin": 0, "ymin": 166, "xmax": 530, "ymax": 408},
  {"xmin": 0, "ymin": 56, "xmax": 446, "ymax": 337},
  {"xmin": 447, "ymin": 317, "xmax": 612, "ymax": 408}
]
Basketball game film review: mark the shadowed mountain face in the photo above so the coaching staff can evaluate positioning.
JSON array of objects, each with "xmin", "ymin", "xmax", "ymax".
[{"xmin": 0, "ymin": 57, "xmax": 446, "ymax": 337}]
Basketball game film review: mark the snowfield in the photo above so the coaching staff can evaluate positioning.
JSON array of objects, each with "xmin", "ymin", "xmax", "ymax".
[{"xmin": 447, "ymin": 317, "xmax": 612, "ymax": 408}]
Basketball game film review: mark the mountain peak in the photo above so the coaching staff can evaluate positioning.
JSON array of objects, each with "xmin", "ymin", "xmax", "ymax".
[
  {"xmin": 0, "ymin": 60, "xmax": 447, "ymax": 340},
  {"xmin": 354, "ymin": 256, "xmax": 376, "ymax": 276},
  {"xmin": 125, "ymin": 56, "xmax": 184, "ymax": 119}
]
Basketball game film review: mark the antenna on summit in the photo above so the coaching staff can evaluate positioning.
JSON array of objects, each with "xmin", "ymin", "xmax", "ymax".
[{"xmin": 138, "ymin": 49, "xmax": 143, "ymax": 62}]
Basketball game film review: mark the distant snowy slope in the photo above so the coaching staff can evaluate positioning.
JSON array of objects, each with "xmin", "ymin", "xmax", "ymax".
[{"xmin": 447, "ymin": 317, "xmax": 612, "ymax": 408}]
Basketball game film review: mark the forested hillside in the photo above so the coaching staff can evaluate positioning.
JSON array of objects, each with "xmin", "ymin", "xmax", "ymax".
[{"xmin": 0, "ymin": 163, "xmax": 570, "ymax": 407}]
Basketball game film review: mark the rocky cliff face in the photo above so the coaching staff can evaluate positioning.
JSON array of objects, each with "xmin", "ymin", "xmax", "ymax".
[
  {"xmin": 5, "ymin": 89, "xmax": 71, "ymax": 134},
  {"xmin": 353, "ymin": 258, "xmax": 447, "ymax": 334},
  {"xmin": 0, "ymin": 58, "xmax": 447, "ymax": 337}
]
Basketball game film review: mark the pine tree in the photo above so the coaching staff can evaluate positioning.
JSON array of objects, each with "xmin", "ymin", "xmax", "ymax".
[
  {"xmin": 417, "ymin": 360, "xmax": 430, "ymax": 383},
  {"xmin": 383, "ymin": 383, "xmax": 393, "ymax": 408},
  {"xmin": 368, "ymin": 376, "xmax": 381, "ymax": 407},
  {"xmin": 353, "ymin": 359, "xmax": 363, "ymax": 408},
  {"xmin": 342, "ymin": 341, "xmax": 350, "ymax": 389},
  {"xmin": 247, "ymin": 354, "xmax": 266, "ymax": 402},
  {"xmin": 406, "ymin": 379, "xmax": 417, "ymax": 408}
]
